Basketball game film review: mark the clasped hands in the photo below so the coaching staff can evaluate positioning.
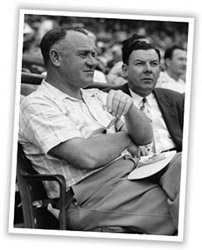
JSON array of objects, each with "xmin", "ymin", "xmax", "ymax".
[
  {"xmin": 107, "ymin": 90, "xmax": 140, "ymax": 158},
  {"xmin": 106, "ymin": 90, "xmax": 134, "ymax": 119}
]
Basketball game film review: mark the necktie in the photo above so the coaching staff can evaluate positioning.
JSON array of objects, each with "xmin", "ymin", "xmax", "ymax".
[
  {"xmin": 140, "ymin": 97, "xmax": 152, "ymax": 122},
  {"xmin": 139, "ymin": 97, "xmax": 155, "ymax": 155}
]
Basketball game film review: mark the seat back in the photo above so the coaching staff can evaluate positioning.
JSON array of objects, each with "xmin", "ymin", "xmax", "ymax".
[
  {"xmin": 20, "ymin": 71, "xmax": 116, "ymax": 97},
  {"xmin": 16, "ymin": 143, "xmax": 60, "ymax": 229}
]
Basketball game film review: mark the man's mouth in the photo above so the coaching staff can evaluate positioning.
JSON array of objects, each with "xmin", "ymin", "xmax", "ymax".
[
  {"xmin": 84, "ymin": 70, "xmax": 94, "ymax": 74},
  {"xmin": 84, "ymin": 68, "xmax": 95, "ymax": 72},
  {"xmin": 142, "ymin": 78, "xmax": 153, "ymax": 82}
]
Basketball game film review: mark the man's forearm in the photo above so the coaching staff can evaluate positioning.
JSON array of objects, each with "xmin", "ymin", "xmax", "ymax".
[
  {"xmin": 124, "ymin": 104, "xmax": 153, "ymax": 145},
  {"xmin": 106, "ymin": 90, "xmax": 153, "ymax": 146},
  {"xmin": 49, "ymin": 131, "xmax": 132, "ymax": 170}
]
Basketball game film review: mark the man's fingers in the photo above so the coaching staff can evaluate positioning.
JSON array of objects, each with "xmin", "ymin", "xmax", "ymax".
[
  {"xmin": 107, "ymin": 90, "xmax": 133, "ymax": 118},
  {"xmin": 106, "ymin": 90, "xmax": 115, "ymax": 113},
  {"xmin": 122, "ymin": 98, "xmax": 133, "ymax": 116},
  {"xmin": 115, "ymin": 96, "xmax": 131, "ymax": 118}
]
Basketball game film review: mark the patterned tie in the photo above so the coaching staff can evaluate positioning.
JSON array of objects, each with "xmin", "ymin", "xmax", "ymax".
[
  {"xmin": 139, "ymin": 97, "xmax": 156, "ymax": 155},
  {"xmin": 140, "ymin": 97, "xmax": 152, "ymax": 121}
]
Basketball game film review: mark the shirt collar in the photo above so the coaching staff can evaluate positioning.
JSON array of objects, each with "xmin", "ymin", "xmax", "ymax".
[
  {"xmin": 41, "ymin": 80, "xmax": 85, "ymax": 102},
  {"xmin": 129, "ymin": 88, "xmax": 154, "ymax": 107},
  {"xmin": 164, "ymin": 71, "xmax": 185, "ymax": 84}
]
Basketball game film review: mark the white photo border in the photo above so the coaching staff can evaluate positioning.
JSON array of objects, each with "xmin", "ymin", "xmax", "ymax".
[{"xmin": 8, "ymin": 8, "xmax": 195, "ymax": 243}]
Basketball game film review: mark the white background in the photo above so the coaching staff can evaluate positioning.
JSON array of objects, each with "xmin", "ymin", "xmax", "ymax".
[{"xmin": 1, "ymin": 0, "xmax": 201, "ymax": 249}]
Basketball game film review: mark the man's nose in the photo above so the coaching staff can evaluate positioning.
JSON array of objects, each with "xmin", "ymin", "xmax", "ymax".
[
  {"xmin": 144, "ymin": 62, "xmax": 152, "ymax": 72},
  {"xmin": 87, "ymin": 55, "xmax": 97, "ymax": 67},
  {"xmin": 182, "ymin": 58, "xmax": 187, "ymax": 65}
]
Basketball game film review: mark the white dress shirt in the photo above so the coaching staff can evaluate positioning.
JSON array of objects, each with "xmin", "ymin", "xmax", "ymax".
[
  {"xmin": 156, "ymin": 71, "xmax": 185, "ymax": 93},
  {"xmin": 129, "ymin": 89, "xmax": 176, "ymax": 154}
]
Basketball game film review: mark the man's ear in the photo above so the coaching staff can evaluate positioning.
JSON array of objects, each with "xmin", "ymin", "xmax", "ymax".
[
  {"xmin": 49, "ymin": 49, "xmax": 60, "ymax": 67},
  {"xmin": 164, "ymin": 58, "xmax": 171, "ymax": 69},
  {"xmin": 122, "ymin": 63, "xmax": 128, "ymax": 79}
]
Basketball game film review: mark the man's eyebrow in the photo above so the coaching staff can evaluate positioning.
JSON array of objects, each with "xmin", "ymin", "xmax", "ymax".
[
  {"xmin": 133, "ymin": 59, "xmax": 147, "ymax": 62},
  {"xmin": 133, "ymin": 58, "xmax": 160, "ymax": 63},
  {"xmin": 77, "ymin": 47, "xmax": 96, "ymax": 52},
  {"xmin": 77, "ymin": 48, "xmax": 96, "ymax": 53},
  {"xmin": 134, "ymin": 58, "xmax": 145, "ymax": 61}
]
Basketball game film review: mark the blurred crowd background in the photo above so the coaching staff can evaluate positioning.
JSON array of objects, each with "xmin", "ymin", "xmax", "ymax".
[{"xmin": 22, "ymin": 14, "xmax": 189, "ymax": 83}]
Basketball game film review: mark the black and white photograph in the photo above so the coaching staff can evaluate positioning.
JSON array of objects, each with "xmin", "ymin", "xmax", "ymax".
[
  {"xmin": 8, "ymin": 8, "xmax": 193, "ymax": 242},
  {"xmin": 2, "ymin": 1, "xmax": 202, "ymax": 249}
]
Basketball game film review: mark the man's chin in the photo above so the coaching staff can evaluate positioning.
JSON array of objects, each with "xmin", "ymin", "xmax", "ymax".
[{"xmin": 83, "ymin": 78, "xmax": 94, "ymax": 88}]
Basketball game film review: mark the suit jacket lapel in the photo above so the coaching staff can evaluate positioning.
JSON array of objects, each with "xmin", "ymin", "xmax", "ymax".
[
  {"xmin": 154, "ymin": 89, "xmax": 178, "ymax": 119},
  {"xmin": 120, "ymin": 83, "xmax": 131, "ymax": 96}
]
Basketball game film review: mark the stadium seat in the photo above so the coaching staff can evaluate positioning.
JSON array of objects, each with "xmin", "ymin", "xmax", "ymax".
[
  {"xmin": 16, "ymin": 143, "xmax": 72, "ymax": 229},
  {"xmin": 16, "ymin": 143, "xmax": 134, "ymax": 233}
]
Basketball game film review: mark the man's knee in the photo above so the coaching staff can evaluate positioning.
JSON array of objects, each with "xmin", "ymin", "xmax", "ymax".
[{"xmin": 160, "ymin": 152, "xmax": 181, "ymax": 199}]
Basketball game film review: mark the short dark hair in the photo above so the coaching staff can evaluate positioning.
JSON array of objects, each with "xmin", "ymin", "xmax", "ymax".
[
  {"xmin": 122, "ymin": 33, "xmax": 147, "ymax": 47},
  {"xmin": 164, "ymin": 45, "xmax": 186, "ymax": 61},
  {"xmin": 122, "ymin": 39, "xmax": 161, "ymax": 65},
  {"xmin": 40, "ymin": 26, "xmax": 88, "ymax": 66}
]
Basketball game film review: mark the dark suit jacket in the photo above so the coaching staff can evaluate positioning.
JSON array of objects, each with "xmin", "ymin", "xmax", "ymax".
[{"xmin": 105, "ymin": 83, "xmax": 184, "ymax": 152}]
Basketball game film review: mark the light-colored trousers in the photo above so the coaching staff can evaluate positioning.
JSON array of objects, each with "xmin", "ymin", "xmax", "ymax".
[{"xmin": 67, "ymin": 153, "xmax": 181, "ymax": 235}]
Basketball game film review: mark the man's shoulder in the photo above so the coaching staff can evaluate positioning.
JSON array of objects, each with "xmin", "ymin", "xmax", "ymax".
[
  {"xmin": 156, "ymin": 71, "xmax": 185, "ymax": 93},
  {"xmin": 110, "ymin": 83, "xmax": 130, "ymax": 93},
  {"xmin": 20, "ymin": 83, "xmax": 55, "ymax": 111},
  {"xmin": 155, "ymin": 87, "xmax": 182, "ymax": 95},
  {"xmin": 158, "ymin": 71, "xmax": 175, "ymax": 83},
  {"xmin": 154, "ymin": 88, "xmax": 184, "ymax": 102}
]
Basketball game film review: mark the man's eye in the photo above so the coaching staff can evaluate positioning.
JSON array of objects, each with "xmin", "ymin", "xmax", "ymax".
[
  {"xmin": 91, "ymin": 52, "xmax": 97, "ymax": 58},
  {"xmin": 135, "ymin": 62, "xmax": 144, "ymax": 66},
  {"xmin": 79, "ymin": 53, "xmax": 88, "ymax": 58},
  {"xmin": 151, "ymin": 62, "xmax": 158, "ymax": 67},
  {"xmin": 79, "ymin": 52, "xmax": 97, "ymax": 59}
]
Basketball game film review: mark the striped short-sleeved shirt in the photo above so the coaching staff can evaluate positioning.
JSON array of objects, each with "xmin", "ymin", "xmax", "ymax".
[{"xmin": 19, "ymin": 80, "xmax": 126, "ymax": 198}]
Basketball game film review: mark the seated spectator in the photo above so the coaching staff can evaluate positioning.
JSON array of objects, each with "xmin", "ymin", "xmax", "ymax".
[
  {"xmin": 106, "ymin": 38, "xmax": 184, "ymax": 227},
  {"xmin": 111, "ymin": 40, "xmax": 184, "ymax": 154},
  {"xmin": 19, "ymin": 27, "xmax": 181, "ymax": 235},
  {"xmin": 106, "ymin": 61, "xmax": 127, "ymax": 86},
  {"xmin": 156, "ymin": 45, "xmax": 187, "ymax": 93},
  {"xmin": 107, "ymin": 43, "xmax": 123, "ymax": 69},
  {"xmin": 107, "ymin": 34, "xmax": 150, "ymax": 86}
]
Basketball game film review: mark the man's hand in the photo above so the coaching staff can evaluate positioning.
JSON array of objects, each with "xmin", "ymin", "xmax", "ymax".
[
  {"xmin": 106, "ymin": 89, "xmax": 153, "ymax": 146},
  {"xmin": 106, "ymin": 90, "xmax": 134, "ymax": 119},
  {"xmin": 128, "ymin": 142, "xmax": 140, "ymax": 158}
]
